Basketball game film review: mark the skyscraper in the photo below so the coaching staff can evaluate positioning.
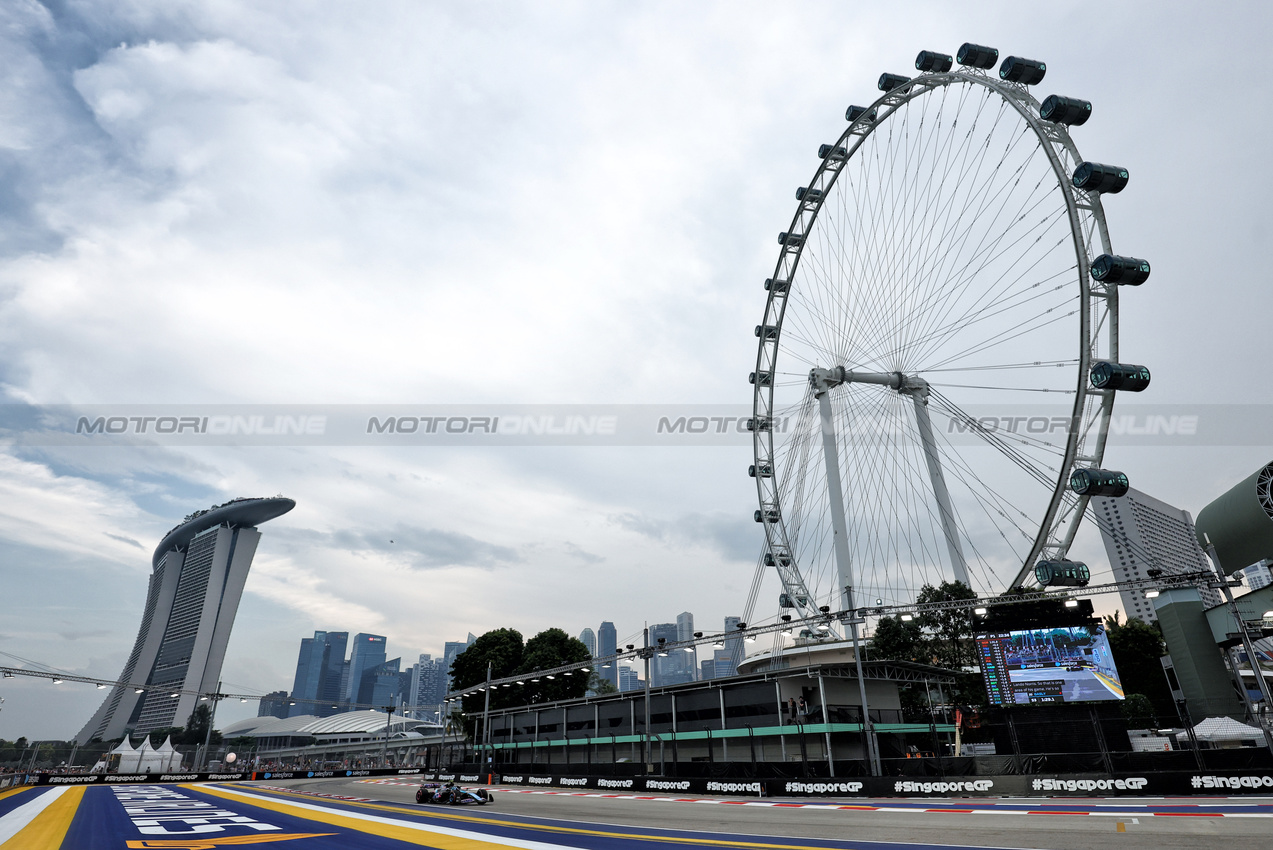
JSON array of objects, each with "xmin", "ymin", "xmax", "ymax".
[
  {"xmin": 257, "ymin": 690, "xmax": 290, "ymax": 719},
  {"xmin": 649, "ymin": 622, "xmax": 679, "ymax": 687},
  {"xmin": 676, "ymin": 611, "xmax": 697, "ymax": 683},
  {"xmin": 579, "ymin": 628, "xmax": 596, "ymax": 657},
  {"xmin": 1094, "ymin": 488, "xmax": 1221, "ymax": 624},
  {"xmin": 76, "ymin": 497, "xmax": 295, "ymax": 742},
  {"xmin": 347, "ymin": 634, "xmax": 388, "ymax": 704},
  {"xmin": 352, "ymin": 657, "xmax": 403, "ymax": 708},
  {"xmin": 289, "ymin": 630, "xmax": 348, "ymax": 717},
  {"xmin": 442, "ymin": 633, "xmax": 476, "ymax": 694},
  {"xmin": 410, "ymin": 654, "xmax": 444, "ymax": 716},
  {"xmin": 597, "ymin": 621, "xmax": 618, "ymax": 688},
  {"xmin": 617, "ymin": 666, "xmax": 642, "ymax": 692},
  {"xmin": 723, "ymin": 616, "xmax": 743, "ymax": 677},
  {"xmin": 712, "ymin": 648, "xmax": 736, "ymax": 679}
]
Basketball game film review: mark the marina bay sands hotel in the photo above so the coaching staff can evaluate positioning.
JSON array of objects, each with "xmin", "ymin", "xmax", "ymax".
[{"xmin": 76, "ymin": 496, "xmax": 294, "ymax": 743}]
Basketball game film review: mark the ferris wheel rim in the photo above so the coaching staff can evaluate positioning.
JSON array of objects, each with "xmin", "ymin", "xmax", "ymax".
[{"xmin": 751, "ymin": 64, "xmax": 1119, "ymax": 614}]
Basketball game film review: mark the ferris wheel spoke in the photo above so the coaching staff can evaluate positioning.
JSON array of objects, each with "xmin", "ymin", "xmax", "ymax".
[
  {"xmin": 901, "ymin": 125, "xmax": 1047, "ymax": 352},
  {"xmin": 902, "ymin": 162, "xmax": 1065, "ymax": 363},
  {"xmin": 905, "ymin": 195, "xmax": 1072, "ymax": 359},
  {"xmin": 922, "ymin": 300, "xmax": 1080, "ymax": 372},
  {"xmin": 923, "ymin": 359, "xmax": 1079, "ymax": 372},
  {"xmin": 905, "ymin": 262, "xmax": 1076, "ymax": 367}
]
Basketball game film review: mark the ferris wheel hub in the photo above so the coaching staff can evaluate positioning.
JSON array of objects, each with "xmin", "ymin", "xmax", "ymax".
[{"xmin": 809, "ymin": 367, "xmax": 929, "ymax": 399}]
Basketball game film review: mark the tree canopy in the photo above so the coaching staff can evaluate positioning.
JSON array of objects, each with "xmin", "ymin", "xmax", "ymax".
[
  {"xmin": 917, "ymin": 581, "xmax": 979, "ymax": 669},
  {"xmin": 868, "ymin": 615, "xmax": 926, "ymax": 663},
  {"xmin": 1103, "ymin": 613, "xmax": 1173, "ymax": 716},
  {"xmin": 449, "ymin": 626, "xmax": 592, "ymax": 718}
]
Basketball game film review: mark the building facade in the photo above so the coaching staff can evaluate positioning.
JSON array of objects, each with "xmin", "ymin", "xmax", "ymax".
[
  {"xmin": 597, "ymin": 622, "xmax": 618, "ymax": 688},
  {"xmin": 617, "ymin": 666, "xmax": 642, "ymax": 692},
  {"xmin": 290, "ymin": 631, "xmax": 348, "ymax": 717},
  {"xmin": 722, "ymin": 616, "xmax": 743, "ymax": 677},
  {"xmin": 578, "ymin": 628, "xmax": 596, "ymax": 657},
  {"xmin": 1094, "ymin": 488, "xmax": 1221, "ymax": 623},
  {"xmin": 410, "ymin": 654, "xmax": 445, "ymax": 717},
  {"xmin": 676, "ymin": 612, "xmax": 697, "ymax": 683},
  {"xmin": 648, "ymin": 622, "xmax": 679, "ymax": 687},
  {"xmin": 441, "ymin": 634, "xmax": 476, "ymax": 694},
  {"xmin": 76, "ymin": 497, "xmax": 295, "ymax": 742},
  {"xmin": 257, "ymin": 690, "xmax": 291, "ymax": 719},
  {"xmin": 1237, "ymin": 560, "xmax": 1273, "ymax": 592},
  {"xmin": 346, "ymin": 633, "xmax": 388, "ymax": 704}
]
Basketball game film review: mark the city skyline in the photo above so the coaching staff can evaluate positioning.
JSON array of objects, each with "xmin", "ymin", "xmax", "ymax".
[{"xmin": 2, "ymin": 3, "xmax": 1272, "ymax": 740}]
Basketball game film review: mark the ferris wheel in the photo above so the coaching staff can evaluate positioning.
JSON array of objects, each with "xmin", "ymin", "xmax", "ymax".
[{"xmin": 749, "ymin": 44, "xmax": 1149, "ymax": 627}]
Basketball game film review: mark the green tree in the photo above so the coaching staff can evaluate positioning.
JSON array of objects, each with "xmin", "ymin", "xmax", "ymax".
[
  {"xmin": 588, "ymin": 671, "xmax": 618, "ymax": 695},
  {"xmin": 147, "ymin": 727, "xmax": 183, "ymax": 748},
  {"xmin": 917, "ymin": 581, "xmax": 978, "ymax": 669},
  {"xmin": 1121, "ymin": 693, "xmax": 1158, "ymax": 729},
  {"xmin": 519, "ymin": 629, "xmax": 591, "ymax": 703},
  {"xmin": 1104, "ymin": 616, "xmax": 1173, "ymax": 715},
  {"xmin": 450, "ymin": 628, "xmax": 526, "ymax": 716},
  {"xmin": 868, "ymin": 615, "xmax": 927, "ymax": 662},
  {"xmin": 179, "ymin": 704, "xmax": 223, "ymax": 746}
]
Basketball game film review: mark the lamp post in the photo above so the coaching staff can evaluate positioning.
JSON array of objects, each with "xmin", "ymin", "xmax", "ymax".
[
  {"xmin": 197, "ymin": 683, "xmax": 224, "ymax": 771},
  {"xmin": 381, "ymin": 705, "xmax": 396, "ymax": 768},
  {"xmin": 481, "ymin": 662, "xmax": 493, "ymax": 771},
  {"xmin": 637, "ymin": 628, "xmax": 654, "ymax": 773}
]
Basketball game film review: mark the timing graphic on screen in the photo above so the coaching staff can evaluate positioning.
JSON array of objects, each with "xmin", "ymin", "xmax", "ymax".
[{"xmin": 977, "ymin": 624, "xmax": 1124, "ymax": 706}]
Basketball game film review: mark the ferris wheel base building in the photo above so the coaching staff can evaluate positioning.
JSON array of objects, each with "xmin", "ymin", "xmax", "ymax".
[{"xmin": 75, "ymin": 496, "xmax": 295, "ymax": 743}]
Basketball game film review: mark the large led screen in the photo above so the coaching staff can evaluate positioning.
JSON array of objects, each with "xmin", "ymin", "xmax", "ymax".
[{"xmin": 976, "ymin": 624, "xmax": 1124, "ymax": 706}]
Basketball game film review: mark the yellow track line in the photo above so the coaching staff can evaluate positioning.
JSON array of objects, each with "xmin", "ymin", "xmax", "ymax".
[
  {"xmin": 203, "ymin": 784, "xmax": 850, "ymax": 850},
  {"xmin": 0, "ymin": 787, "xmax": 31, "ymax": 805},
  {"xmin": 197, "ymin": 785, "xmax": 558, "ymax": 849},
  {"xmin": 0, "ymin": 785, "xmax": 84, "ymax": 850},
  {"xmin": 1093, "ymin": 671, "xmax": 1124, "ymax": 698}
]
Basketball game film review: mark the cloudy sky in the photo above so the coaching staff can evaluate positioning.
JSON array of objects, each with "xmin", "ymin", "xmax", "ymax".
[{"xmin": 1, "ymin": 1, "xmax": 1271, "ymax": 740}]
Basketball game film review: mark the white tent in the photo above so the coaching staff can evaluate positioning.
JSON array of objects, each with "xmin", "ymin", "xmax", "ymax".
[
  {"xmin": 1192, "ymin": 716, "xmax": 1267, "ymax": 744},
  {"xmin": 112, "ymin": 736, "xmax": 141, "ymax": 772},
  {"xmin": 151, "ymin": 736, "xmax": 184, "ymax": 771},
  {"xmin": 103, "ymin": 735, "xmax": 184, "ymax": 773}
]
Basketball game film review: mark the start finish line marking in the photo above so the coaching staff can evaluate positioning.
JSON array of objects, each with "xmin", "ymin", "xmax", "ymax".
[{"xmin": 487, "ymin": 788, "xmax": 1273, "ymax": 818}]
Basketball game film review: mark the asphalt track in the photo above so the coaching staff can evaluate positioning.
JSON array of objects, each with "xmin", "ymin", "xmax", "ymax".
[{"xmin": 2, "ymin": 776, "xmax": 1272, "ymax": 849}]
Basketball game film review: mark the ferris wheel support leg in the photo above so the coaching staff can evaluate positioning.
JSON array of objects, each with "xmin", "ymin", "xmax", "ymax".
[
  {"xmin": 814, "ymin": 387, "xmax": 882, "ymax": 776},
  {"xmin": 907, "ymin": 389, "xmax": 971, "ymax": 589},
  {"xmin": 815, "ymin": 389, "xmax": 857, "ymax": 607}
]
